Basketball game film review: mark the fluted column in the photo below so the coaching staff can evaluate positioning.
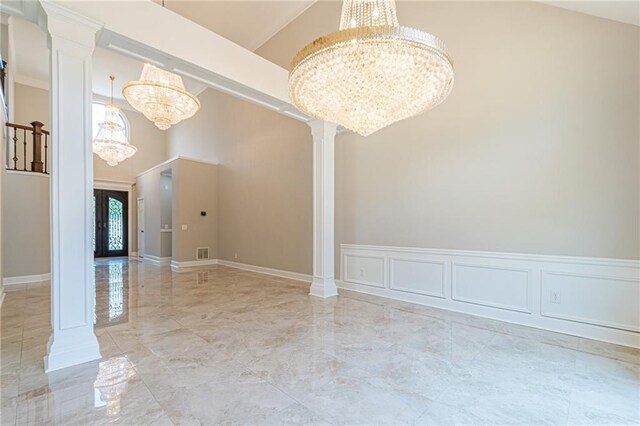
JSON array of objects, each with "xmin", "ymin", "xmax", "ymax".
[
  {"xmin": 308, "ymin": 120, "xmax": 338, "ymax": 298},
  {"xmin": 43, "ymin": 2, "xmax": 102, "ymax": 372}
]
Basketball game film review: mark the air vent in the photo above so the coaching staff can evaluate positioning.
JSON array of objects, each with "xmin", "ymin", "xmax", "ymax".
[{"xmin": 196, "ymin": 247, "xmax": 209, "ymax": 260}]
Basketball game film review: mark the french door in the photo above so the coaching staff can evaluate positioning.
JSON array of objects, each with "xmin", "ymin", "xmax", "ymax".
[{"xmin": 94, "ymin": 189, "xmax": 128, "ymax": 257}]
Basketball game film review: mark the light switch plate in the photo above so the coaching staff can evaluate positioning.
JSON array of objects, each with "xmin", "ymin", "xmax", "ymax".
[{"xmin": 181, "ymin": 224, "xmax": 188, "ymax": 231}]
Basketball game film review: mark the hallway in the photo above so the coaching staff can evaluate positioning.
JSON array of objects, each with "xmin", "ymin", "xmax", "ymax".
[{"xmin": 1, "ymin": 260, "xmax": 638, "ymax": 425}]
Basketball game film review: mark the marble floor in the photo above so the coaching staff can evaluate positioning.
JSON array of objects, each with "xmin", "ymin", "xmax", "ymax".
[{"xmin": 1, "ymin": 259, "xmax": 639, "ymax": 425}]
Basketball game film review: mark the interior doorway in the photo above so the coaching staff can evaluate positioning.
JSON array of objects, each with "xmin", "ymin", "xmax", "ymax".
[{"xmin": 94, "ymin": 189, "xmax": 129, "ymax": 257}]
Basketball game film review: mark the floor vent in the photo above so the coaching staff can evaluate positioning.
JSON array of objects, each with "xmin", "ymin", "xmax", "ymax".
[{"xmin": 196, "ymin": 247, "xmax": 209, "ymax": 260}]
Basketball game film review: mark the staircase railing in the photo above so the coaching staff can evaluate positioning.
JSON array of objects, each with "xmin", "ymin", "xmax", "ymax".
[{"xmin": 6, "ymin": 121, "xmax": 50, "ymax": 174}]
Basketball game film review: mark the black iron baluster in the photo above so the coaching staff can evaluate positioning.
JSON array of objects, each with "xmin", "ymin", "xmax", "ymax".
[
  {"xmin": 23, "ymin": 128, "xmax": 27, "ymax": 171},
  {"xmin": 12, "ymin": 128, "xmax": 17, "ymax": 170},
  {"xmin": 44, "ymin": 133, "xmax": 48, "ymax": 174}
]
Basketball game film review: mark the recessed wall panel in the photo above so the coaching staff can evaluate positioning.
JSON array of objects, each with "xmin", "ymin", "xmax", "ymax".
[
  {"xmin": 453, "ymin": 263, "xmax": 530, "ymax": 313},
  {"xmin": 390, "ymin": 258, "xmax": 446, "ymax": 298}
]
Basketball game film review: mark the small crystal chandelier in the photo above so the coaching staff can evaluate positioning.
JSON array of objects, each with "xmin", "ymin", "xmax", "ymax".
[
  {"xmin": 122, "ymin": 64, "xmax": 200, "ymax": 130},
  {"xmin": 93, "ymin": 76, "xmax": 137, "ymax": 167},
  {"xmin": 289, "ymin": 0, "xmax": 455, "ymax": 136}
]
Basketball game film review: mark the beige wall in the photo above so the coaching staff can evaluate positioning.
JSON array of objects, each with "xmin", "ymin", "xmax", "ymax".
[
  {"xmin": 167, "ymin": 89, "xmax": 313, "ymax": 274},
  {"xmin": 258, "ymin": 1, "xmax": 640, "ymax": 264},
  {"xmin": 172, "ymin": 159, "xmax": 218, "ymax": 262},
  {"xmin": 3, "ymin": 83, "xmax": 170, "ymax": 277},
  {"xmin": 2, "ymin": 83, "xmax": 50, "ymax": 278},
  {"xmin": 136, "ymin": 158, "xmax": 218, "ymax": 262},
  {"xmin": 2, "ymin": 174, "xmax": 49, "ymax": 277}
]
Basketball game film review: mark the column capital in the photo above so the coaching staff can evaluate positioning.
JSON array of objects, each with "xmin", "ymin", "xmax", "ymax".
[
  {"xmin": 40, "ymin": 0, "xmax": 101, "ymax": 49},
  {"xmin": 307, "ymin": 120, "xmax": 338, "ymax": 140}
]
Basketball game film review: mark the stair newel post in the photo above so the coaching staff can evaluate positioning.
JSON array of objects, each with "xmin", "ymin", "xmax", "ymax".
[{"xmin": 31, "ymin": 121, "xmax": 44, "ymax": 173}]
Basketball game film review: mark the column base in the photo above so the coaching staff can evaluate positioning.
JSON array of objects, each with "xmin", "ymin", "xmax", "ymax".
[
  {"xmin": 44, "ymin": 330, "xmax": 101, "ymax": 372},
  {"xmin": 309, "ymin": 277, "xmax": 338, "ymax": 298}
]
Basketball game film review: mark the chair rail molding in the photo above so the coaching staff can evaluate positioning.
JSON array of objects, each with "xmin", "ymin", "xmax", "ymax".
[{"xmin": 339, "ymin": 244, "xmax": 640, "ymax": 348}]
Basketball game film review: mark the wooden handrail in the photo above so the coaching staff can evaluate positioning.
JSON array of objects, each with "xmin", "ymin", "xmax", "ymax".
[
  {"xmin": 6, "ymin": 122, "xmax": 50, "ymax": 134},
  {"xmin": 6, "ymin": 121, "xmax": 50, "ymax": 174}
]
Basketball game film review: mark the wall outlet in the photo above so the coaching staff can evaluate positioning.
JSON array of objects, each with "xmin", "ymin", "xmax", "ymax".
[
  {"xmin": 234, "ymin": 252, "xmax": 238, "ymax": 259},
  {"xmin": 550, "ymin": 291, "xmax": 561, "ymax": 304},
  {"xmin": 181, "ymin": 224, "xmax": 188, "ymax": 231}
]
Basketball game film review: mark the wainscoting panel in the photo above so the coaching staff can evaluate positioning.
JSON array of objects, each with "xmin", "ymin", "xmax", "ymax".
[
  {"xmin": 339, "ymin": 244, "xmax": 640, "ymax": 348},
  {"xmin": 389, "ymin": 257, "xmax": 446, "ymax": 298},
  {"xmin": 343, "ymin": 254, "xmax": 386, "ymax": 288},
  {"xmin": 541, "ymin": 271, "xmax": 640, "ymax": 332},
  {"xmin": 453, "ymin": 263, "xmax": 531, "ymax": 313}
]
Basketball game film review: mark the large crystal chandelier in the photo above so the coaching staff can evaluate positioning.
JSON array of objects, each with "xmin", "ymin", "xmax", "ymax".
[
  {"xmin": 289, "ymin": 0, "xmax": 454, "ymax": 136},
  {"xmin": 93, "ymin": 76, "xmax": 137, "ymax": 167},
  {"xmin": 122, "ymin": 64, "xmax": 200, "ymax": 130}
]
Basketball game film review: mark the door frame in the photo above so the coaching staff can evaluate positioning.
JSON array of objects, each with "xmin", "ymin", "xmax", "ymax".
[
  {"xmin": 137, "ymin": 197, "xmax": 145, "ymax": 259},
  {"xmin": 93, "ymin": 179, "xmax": 135, "ymax": 257}
]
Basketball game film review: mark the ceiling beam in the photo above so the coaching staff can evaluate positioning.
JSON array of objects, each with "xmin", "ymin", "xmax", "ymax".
[{"xmin": 2, "ymin": 0, "xmax": 310, "ymax": 122}]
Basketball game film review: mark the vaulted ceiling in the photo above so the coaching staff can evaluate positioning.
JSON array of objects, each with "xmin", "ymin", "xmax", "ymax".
[{"xmin": 158, "ymin": 0, "xmax": 316, "ymax": 51}]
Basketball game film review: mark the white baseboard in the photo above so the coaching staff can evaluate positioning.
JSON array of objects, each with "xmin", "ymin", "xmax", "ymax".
[
  {"xmin": 129, "ymin": 251, "xmax": 138, "ymax": 258},
  {"xmin": 3, "ymin": 273, "xmax": 51, "ymax": 286},
  {"xmin": 171, "ymin": 259, "xmax": 218, "ymax": 271},
  {"xmin": 142, "ymin": 254, "xmax": 171, "ymax": 266},
  {"xmin": 340, "ymin": 244, "xmax": 640, "ymax": 348},
  {"xmin": 217, "ymin": 259, "xmax": 311, "ymax": 283}
]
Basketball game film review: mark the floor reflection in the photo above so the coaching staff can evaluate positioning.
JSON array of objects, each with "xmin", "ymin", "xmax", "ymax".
[
  {"xmin": 94, "ymin": 260, "xmax": 129, "ymax": 328},
  {"xmin": 2, "ymin": 259, "xmax": 638, "ymax": 425},
  {"xmin": 93, "ymin": 356, "xmax": 136, "ymax": 419}
]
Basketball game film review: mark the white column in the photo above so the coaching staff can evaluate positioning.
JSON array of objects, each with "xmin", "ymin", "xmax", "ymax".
[
  {"xmin": 308, "ymin": 120, "xmax": 338, "ymax": 298},
  {"xmin": 43, "ymin": 3, "xmax": 102, "ymax": 372}
]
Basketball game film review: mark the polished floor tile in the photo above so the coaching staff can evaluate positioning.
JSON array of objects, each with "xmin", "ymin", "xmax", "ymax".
[{"xmin": 1, "ymin": 259, "xmax": 638, "ymax": 425}]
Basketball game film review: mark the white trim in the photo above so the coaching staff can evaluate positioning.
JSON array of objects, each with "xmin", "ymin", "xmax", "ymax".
[
  {"xmin": 340, "ymin": 244, "xmax": 640, "ymax": 269},
  {"xmin": 142, "ymin": 254, "xmax": 171, "ymax": 266},
  {"xmin": 160, "ymin": 229, "xmax": 172, "ymax": 233},
  {"xmin": 129, "ymin": 251, "xmax": 138, "ymax": 258},
  {"xmin": 217, "ymin": 259, "xmax": 311, "ymax": 284},
  {"xmin": 4, "ymin": 169, "xmax": 50, "ymax": 178},
  {"xmin": 94, "ymin": 178, "xmax": 135, "ymax": 256},
  {"xmin": 3, "ymin": 273, "xmax": 51, "ymax": 286},
  {"xmin": 540, "ymin": 270, "xmax": 640, "ymax": 332},
  {"xmin": 13, "ymin": 74, "xmax": 49, "ymax": 91},
  {"xmin": 389, "ymin": 257, "xmax": 447, "ymax": 298},
  {"xmin": 93, "ymin": 178, "xmax": 134, "ymax": 191},
  {"xmin": 136, "ymin": 156, "xmax": 218, "ymax": 178},
  {"xmin": 340, "ymin": 244, "xmax": 640, "ymax": 348},
  {"xmin": 170, "ymin": 259, "xmax": 218, "ymax": 272},
  {"xmin": 451, "ymin": 262, "xmax": 533, "ymax": 314},
  {"xmin": 309, "ymin": 120, "xmax": 338, "ymax": 298},
  {"xmin": 0, "ymin": 290, "xmax": 5, "ymax": 309}
]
